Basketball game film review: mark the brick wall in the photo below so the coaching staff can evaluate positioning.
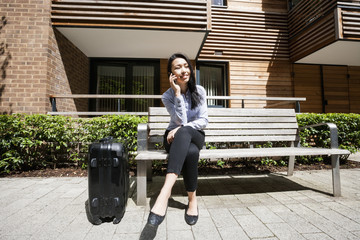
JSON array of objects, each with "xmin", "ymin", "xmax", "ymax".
[
  {"xmin": 48, "ymin": 28, "xmax": 89, "ymax": 113},
  {"xmin": 0, "ymin": 0, "xmax": 89, "ymax": 114},
  {"xmin": 0, "ymin": 0, "xmax": 50, "ymax": 114}
]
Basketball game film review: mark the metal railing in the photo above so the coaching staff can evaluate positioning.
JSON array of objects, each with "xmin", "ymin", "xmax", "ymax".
[{"xmin": 48, "ymin": 94, "xmax": 306, "ymax": 115}]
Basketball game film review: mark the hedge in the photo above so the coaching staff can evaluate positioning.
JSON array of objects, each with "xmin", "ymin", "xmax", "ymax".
[
  {"xmin": 0, "ymin": 114, "xmax": 147, "ymax": 174},
  {"xmin": 0, "ymin": 112, "xmax": 359, "ymax": 174}
]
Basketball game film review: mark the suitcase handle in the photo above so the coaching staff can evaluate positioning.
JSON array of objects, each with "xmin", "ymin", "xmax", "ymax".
[{"xmin": 100, "ymin": 136, "xmax": 114, "ymax": 143}]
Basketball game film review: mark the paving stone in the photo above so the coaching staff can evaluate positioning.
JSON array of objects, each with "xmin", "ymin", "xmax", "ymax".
[
  {"xmin": 166, "ymin": 230, "xmax": 194, "ymax": 240},
  {"xmin": 208, "ymin": 208, "xmax": 238, "ymax": 228},
  {"xmin": 235, "ymin": 214, "xmax": 274, "ymax": 239},
  {"xmin": 217, "ymin": 226, "xmax": 249, "ymax": 240},
  {"xmin": 55, "ymin": 211, "xmax": 92, "ymax": 240},
  {"xmin": 228, "ymin": 206, "xmax": 252, "ymax": 216},
  {"xmin": 302, "ymin": 232, "xmax": 333, "ymax": 240},
  {"xmin": 267, "ymin": 191, "xmax": 296, "ymax": 204},
  {"xmin": 248, "ymin": 205, "xmax": 284, "ymax": 224},
  {"xmin": 202, "ymin": 195, "xmax": 224, "ymax": 208},
  {"xmin": 191, "ymin": 217, "xmax": 221, "ymax": 240},
  {"xmin": 1, "ymin": 234, "xmax": 32, "ymax": 240},
  {"xmin": 322, "ymin": 201, "xmax": 360, "ymax": 223},
  {"xmin": 313, "ymin": 221, "xmax": 359, "ymax": 239},
  {"xmin": 351, "ymin": 230, "xmax": 360, "ymax": 238},
  {"xmin": 266, "ymin": 222, "xmax": 306, "ymax": 240},
  {"xmin": 266, "ymin": 204, "xmax": 292, "ymax": 213},
  {"xmin": 112, "ymin": 233, "xmax": 140, "ymax": 240},
  {"xmin": 166, "ymin": 210, "xmax": 191, "ymax": 231},
  {"xmin": 84, "ymin": 224, "xmax": 117, "ymax": 240},
  {"xmin": 115, "ymin": 210, "xmax": 144, "ymax": 234},
  {"xmin": 316, "ymin": 209, "xmax": 360, "ymax": 231},
  {"xmin": 275, "ymin": 210, "xmax": 321, "ymax": 234}
]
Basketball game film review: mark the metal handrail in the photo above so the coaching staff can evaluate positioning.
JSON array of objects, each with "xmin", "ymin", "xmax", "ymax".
[{"xmin": 48, "ymin": 94, "xmax": 306, "ymax": 114}]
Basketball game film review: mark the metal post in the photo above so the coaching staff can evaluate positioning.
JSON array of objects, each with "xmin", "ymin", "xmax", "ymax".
[
  {"xmin": 242, "ymin": 99, "xmax": 245, "ymax": 108},
  {"xmin": 295, "ymin": 101, "xmax": 300, "ymax": 113},
  {"xmin": 51, "ymin": 97, "xmax": 57, "ymax": 112},
  {"xmin": 117, "ymin": 99, "xmax": 121, "ymax": 112}
]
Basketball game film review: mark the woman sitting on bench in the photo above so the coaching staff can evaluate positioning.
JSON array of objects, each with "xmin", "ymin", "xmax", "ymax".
[{"xmin": 147, "ymin": 53, "xmax": 208, "ymax": 226}]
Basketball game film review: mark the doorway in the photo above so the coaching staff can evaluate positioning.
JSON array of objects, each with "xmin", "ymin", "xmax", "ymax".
[{"xmin": 90, "ymin": 60, "xmax": 160, "ymax": 112}]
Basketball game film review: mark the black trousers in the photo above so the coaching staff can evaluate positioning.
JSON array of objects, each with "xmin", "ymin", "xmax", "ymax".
[{"xmin": 163, "ymin": 126, "xmax": 205, "ymax": 192}]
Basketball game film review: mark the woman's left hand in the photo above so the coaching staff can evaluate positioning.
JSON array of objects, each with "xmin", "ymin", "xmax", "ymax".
[{"xmin": 167, "ymin": 126, "xmax": 180, "ymax": 144}]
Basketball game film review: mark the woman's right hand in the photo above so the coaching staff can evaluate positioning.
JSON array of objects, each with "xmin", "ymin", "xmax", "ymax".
[
  {"xmin": 167, "ymin": 126, "xmax": 180, "ymax": 144},
  {"xmin": 169, "ymin": 73, "xmax": 181, "ymax": 96}
]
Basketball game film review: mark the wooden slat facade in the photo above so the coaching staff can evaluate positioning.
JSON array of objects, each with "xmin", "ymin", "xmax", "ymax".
[
  {"xmin": 199, "ymin": 8, "xmax": 289, "ymax": 61},
  {"xmin": 323, "ymin": 66, "xmax": 350, "ymax": 113},
  {"xmin": 293, "ymin": 64, "xmax": 323, "ymax": 113},
  {"xmin": 349, "ymin": 66, "xmax": 360, "ymax": 113},
  {"xmin": 198, "ymin": 1, "xmax": 293, "ymax": 109},
  {"xmin": 340, "ymin": 5, "xmax": 360, "ymax": 39},
  {"xmin": 228, "ymin": 61, "xmax": 293, "ymax": 109},
  {"xmin": 289, "ymin": 0, "xmax": 360, "ymax": 62},
  {"xmin": 293, "ymin": 64, "xmax": 360, "ymax": 113},
  {"xmin": 227, "ymin": 0, "xmax": 288, "ymax": 13},
  {"xmin": 51, "ymin": 0, "xmax": 211, "ymax": 30},
  {"xmin": 288, "ymin": 0, "xmax": 338, "ymax": 62}
]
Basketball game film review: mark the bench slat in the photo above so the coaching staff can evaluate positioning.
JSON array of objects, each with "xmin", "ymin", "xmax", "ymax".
[
  {"xmin": 135, "ymin": 147, "xmax": 350, "ymax": 161},
  {"xmin": 149, "ymin": 122, "xmax": 299, "ymax": 129},
  {"xmin": 149, "ymin": 135, "xmax": 297, "ymax": 143},
  {"xmin": 149, "ymin": 107, "xmax": 296, "ymax": 117},
  {"xmin": 149, "ymin": 116, "xmax": 297, "ymax": 123},
  {"xmin": 150, "ymin": 129, "xmax": 298, "ymax": 136}
]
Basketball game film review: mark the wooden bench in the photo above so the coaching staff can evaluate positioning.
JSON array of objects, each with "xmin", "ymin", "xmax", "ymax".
[{"xmin": 135, "ymin": 107, "xmax": 350, "ymax": 205}]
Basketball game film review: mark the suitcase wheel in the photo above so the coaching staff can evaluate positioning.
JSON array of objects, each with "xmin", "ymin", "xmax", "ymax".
[{"xmin": 113, "ymin": 218, "xmax": 121, "ymax": 224}]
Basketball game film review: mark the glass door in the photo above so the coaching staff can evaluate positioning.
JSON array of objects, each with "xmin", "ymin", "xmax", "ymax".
[
  {"xmin": 90, "ymin": 60, "xmax": 160, "ymax": 112},
  {"xmin": 96, "ymin": 64, "xmax": 126, "ymax": 112},
  {"xmin": 197, "ymin": 62, "xmax": 228, "ymax": 107}
]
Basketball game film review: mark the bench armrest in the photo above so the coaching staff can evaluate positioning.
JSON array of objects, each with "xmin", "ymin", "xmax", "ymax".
[
  {"xmin": 137, "ymin": 123, "xmax": 148, "ymax": 152},
  {"xmin": 299, "ymin": 123, "xmax": 339, "ymax": 149}
]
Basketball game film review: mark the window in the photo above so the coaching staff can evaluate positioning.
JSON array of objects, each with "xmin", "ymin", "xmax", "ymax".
[
  {"xmin": 197, "ymin": 62, "xmax": 228, "ymax": 108},
  {"xmin": 212, "ymin": 0, "xmax": 227, "ymax": 7},
  {"xmin": 90, "ymin": 60, "xmax": 160, "ymax": 112}
]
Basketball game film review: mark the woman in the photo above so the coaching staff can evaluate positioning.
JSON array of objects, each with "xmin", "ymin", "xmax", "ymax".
[{"xmin": 147, "ymin": 53, "xmax": 208, "ymax": 226}]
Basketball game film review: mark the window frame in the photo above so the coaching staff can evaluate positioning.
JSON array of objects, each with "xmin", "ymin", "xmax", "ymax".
[
  {"xmin": 211, "ymin": 0, "xmax": 227, "ymax": 7},
  {"xmin": 196, "ymin": 61, "xmax": 229, "ymax": 108},
  {"xmin": 89, "ymin": 58, "xmax": 160, "ymax": 112}
]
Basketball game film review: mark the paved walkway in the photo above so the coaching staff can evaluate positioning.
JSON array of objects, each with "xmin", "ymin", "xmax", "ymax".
[{"xmin": 1, "ymin": 169, "xmax": 360, "ymax": 240}]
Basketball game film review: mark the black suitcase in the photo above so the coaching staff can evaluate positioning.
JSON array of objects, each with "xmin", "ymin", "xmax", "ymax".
[{"xmin": 85, "ymin": 137, "xmax": 129, "ymax": 225}]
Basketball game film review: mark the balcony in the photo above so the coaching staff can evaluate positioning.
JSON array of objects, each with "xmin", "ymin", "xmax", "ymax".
[
  {"xmin": 289, "ymin": 0, "xmax": 360, "ymax": 65},
  {"xmin": 51, "ymin": 0, "xmax": 211, "ymax": 59}
]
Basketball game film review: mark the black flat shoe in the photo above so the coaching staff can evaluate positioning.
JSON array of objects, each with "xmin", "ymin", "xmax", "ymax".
[
  {"xmin": 147, "ymin": 207, "xmax": 168, "ymax": 226},
  {"xmin": 185, "ymin": 205, "xmax": 199, "ymax": 226}
]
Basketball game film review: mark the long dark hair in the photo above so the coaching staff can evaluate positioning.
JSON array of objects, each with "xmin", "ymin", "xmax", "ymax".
[{"xmin": 167, "ymin": 53, "xmax": 202, "ymax": 109}]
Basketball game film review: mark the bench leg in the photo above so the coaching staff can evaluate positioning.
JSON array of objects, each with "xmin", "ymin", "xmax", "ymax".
[
  {"xmin": 287, "ymin": 156, "xmax": 295, "ymax": 176},
  {"xmin": 331, "ymin": 154, "xmax": 341, "ymax": 197},
  {"xmin": 146, "ymin": 161, "xmax": 152, "ymax": 181},
  {"xmin": 137, "ymin": 160, "xmax": 147, "ymax": 206}
]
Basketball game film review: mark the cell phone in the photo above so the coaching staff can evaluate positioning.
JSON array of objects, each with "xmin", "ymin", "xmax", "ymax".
[{"xmin": 170, "ymin": 72, "xmax": 177, "ymax": 84}]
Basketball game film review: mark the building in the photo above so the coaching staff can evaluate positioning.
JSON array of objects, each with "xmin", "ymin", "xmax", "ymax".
[{"xmin": 1, "ymin": 0, "xmax": 359, "ymax": 115}]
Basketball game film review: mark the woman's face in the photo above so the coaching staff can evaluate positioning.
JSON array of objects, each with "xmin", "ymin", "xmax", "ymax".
[{"xmin": 171, "ymin": 58, "xmax": 190, "ymax": 84}]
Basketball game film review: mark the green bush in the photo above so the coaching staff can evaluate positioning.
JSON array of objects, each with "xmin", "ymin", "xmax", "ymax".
[
  {"xmin": 0, "ymin": 112, "xmax": 359, "ymax": 174},
  {"xmin": 0, "ymin": 114, "xmax": 147, "ymax": 174},
  {"xmin": 296, "ymin": 113, "xmax": 360, "ymax": 153}
]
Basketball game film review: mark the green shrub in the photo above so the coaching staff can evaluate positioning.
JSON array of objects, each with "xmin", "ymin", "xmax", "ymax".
[
  {"xmin": 297, "ymin": 113, "xmax": 360, "ymax": 153},
  {"xmin": 0, "ymin": 114, "xmax": 147, "ymax": 174},
  {"xmin": 0, "ymin": 112, "xmax": 359, "ymax": 174}
]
